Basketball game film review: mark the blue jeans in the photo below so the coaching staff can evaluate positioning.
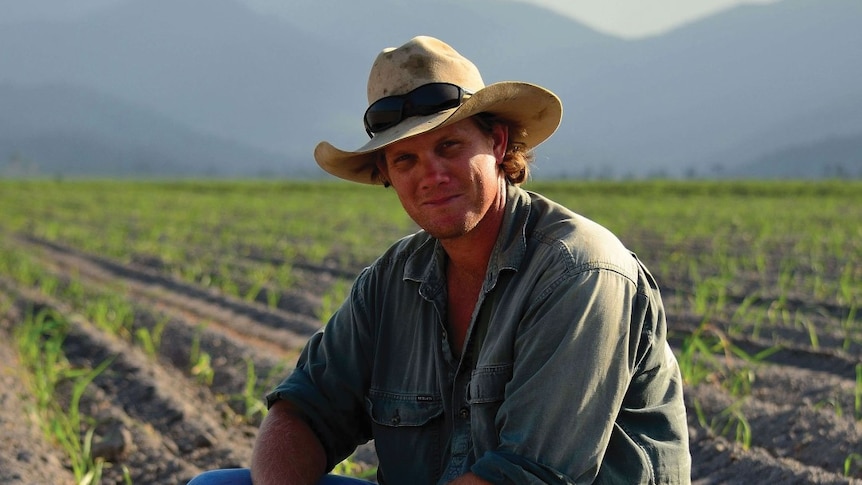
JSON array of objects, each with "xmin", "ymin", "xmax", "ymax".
[{"xmin": 187, "ymin": 468, "xmax": 375, "ymax": 485}]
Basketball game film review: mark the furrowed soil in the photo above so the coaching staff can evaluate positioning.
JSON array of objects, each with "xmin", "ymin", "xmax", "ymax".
[{"xmin": 1, "ymin": 229, "xmax": 860, "ymax": 484}]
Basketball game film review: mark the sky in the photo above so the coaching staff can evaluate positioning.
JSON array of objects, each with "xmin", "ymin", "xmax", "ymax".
[
  {"xmin": 514, "ymin": 0, "xmax": 782, "ymax": 38},
  {"xmin": 242, "ymin": 0, "xmax": 785, "ymax": 39},
  {"xmin": 1, "ymin": 0, "xmax": 783, "ymax": 39}
]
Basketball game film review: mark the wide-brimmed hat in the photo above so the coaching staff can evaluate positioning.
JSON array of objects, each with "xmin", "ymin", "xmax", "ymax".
[{"xmin": 314, "ymin": 35, "xmax": 563, "ymax": 184}]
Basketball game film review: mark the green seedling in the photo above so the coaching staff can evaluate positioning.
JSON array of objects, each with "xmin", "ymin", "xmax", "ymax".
[
  {"xmin": 135, "ymin": 316, "xmax": 169, "ymax": 359},
  {"xmin": 189, "ymin": 327, "xmax": 215, "ymax": 386},
  {"xmin": 14, "ymin": 307, "xmax": 116, "ymax": 485},
  {"xmin": 844, "ymin": 452, "xmax": 862, "ymax": 478}
]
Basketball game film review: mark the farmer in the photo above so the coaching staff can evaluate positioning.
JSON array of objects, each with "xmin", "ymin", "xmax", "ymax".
[{"xmin": 189, "ymin": 35, "xmax": 690, "ymax": 484}]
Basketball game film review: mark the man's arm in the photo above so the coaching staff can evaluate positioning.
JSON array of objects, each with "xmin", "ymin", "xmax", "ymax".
[
  {"xmin": 250, "ymin": 399, "xmax": 327, "ymax": 485},
  {"xmin": 449, "ymin": 472, "xmax": 493, "ymax": 485}
]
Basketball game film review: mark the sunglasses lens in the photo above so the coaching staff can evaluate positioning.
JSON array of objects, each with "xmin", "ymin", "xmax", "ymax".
[
  {"xmin": 410, "ymin": 83, "xmax": 463, "ymax": 115},
  {"xmin": 365, "ymin": 97, "xmax": 404, "ymax": 133}
]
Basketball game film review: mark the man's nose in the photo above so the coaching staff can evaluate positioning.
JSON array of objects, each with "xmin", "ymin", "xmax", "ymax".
[{"xmin": 419, "ymin": 156, "xmax": 450, "ymax": 189}]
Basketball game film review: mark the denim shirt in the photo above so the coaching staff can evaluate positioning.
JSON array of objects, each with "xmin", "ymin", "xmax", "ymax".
[{"xmin": 267, "ymin": 185, "xmax": 691, "ymax": 484}]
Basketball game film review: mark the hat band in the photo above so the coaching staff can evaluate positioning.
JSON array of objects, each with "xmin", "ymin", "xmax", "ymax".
[{"xmin": 363, "ymin": 82, "xmax": 473, "ymax": 138}]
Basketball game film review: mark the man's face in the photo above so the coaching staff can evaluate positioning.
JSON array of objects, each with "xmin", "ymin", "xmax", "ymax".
[{"xmin": 379, "ymin": 118, "xmax": 508, "ymax": 242}]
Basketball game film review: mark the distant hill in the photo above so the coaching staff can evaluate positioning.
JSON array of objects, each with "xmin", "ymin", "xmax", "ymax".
[
  {"xmin": 0, "ymin": 84, "xmax": 294, "ymax": 178},
  {"xmin": 0, "ymin": 0, "xmax": 859, "ymax": 179},
  {"xmin": 724, "ymin": 133, "xmax": 862, "ymax": 179}
]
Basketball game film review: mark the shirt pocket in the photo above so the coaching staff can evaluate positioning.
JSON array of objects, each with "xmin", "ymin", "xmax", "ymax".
[
  {"xmin": 366, "ymin": 389, "xmax": 443, "ymax": 426},
  {"xmin": 365, "ymin": 389, "xmax": 443, "ymax": 483}
]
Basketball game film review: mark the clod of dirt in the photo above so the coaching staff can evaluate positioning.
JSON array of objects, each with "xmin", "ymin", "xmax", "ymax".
[{"xmin": 91, "ymin": 419, "xmax": 134, "ymax": 462}]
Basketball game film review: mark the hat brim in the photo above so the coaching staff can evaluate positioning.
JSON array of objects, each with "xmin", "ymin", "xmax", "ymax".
[{"xmin": 314, "ymin": 81, "xmax": 563, "ymax": 185}]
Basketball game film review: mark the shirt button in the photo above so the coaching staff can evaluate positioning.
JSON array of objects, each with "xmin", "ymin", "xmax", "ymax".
[{"xmin": 459, "ymin": 407, "xmax": 470, "ymax": 419}]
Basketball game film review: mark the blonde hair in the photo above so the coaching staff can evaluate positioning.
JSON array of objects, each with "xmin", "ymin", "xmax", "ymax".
[{"xmin": 472, "ymin": 113, "xmax": 534, "ymax": 185}]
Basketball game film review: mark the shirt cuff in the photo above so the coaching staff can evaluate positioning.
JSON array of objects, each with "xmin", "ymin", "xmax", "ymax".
[{"xmin": 471, "ymin": 450, "xmax": 573, "ymax": 484}]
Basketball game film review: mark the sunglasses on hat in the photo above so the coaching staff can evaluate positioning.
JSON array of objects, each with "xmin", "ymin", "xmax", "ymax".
[{"xmin": 363, "ymin": 82, "xmax": 473, "ymax": 138}]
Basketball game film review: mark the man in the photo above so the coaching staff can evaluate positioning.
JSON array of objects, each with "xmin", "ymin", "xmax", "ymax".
[{"xmin": 190, "ymin": 35, "xmax": 690, "ymax": 485}]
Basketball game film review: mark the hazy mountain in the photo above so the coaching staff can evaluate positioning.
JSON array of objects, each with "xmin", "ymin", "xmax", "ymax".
[
  {"xmin": 724, "ymin": 133, "xmax": 862, "ymax": 179},
  {"xmin": 0, "ymin": 84, "xmax": 294, "ymax": 178},
  {"xmin": 1, "ymin": 0, "xmax": 859, "ymax": 179}
]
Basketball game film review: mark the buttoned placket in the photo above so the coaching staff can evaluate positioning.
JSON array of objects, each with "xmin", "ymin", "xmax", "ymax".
[
  {"xmin": 437, "ymin": 284, "xmax": 489, "ymax": 483},
  {"xmin": 421, "ymin": 271, "xmax": 464, "ymax": 484}
]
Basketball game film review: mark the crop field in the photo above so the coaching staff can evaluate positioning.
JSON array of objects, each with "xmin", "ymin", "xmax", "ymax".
[{"xmin": 0, "ymin": 179, "xmax": 860, "ymax": 484}]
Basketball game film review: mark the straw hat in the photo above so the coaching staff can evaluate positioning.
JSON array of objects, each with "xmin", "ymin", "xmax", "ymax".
[{"xmin": 314, "ymin": 35, "xmax": 563, "ymax": 184}]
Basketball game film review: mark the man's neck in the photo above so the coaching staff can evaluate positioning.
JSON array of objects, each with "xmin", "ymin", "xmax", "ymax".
[
  {"xmin": 442, "ymin": 237, "xmax": 494, "ymax": 277},
  {"xmin": 441, "ymin": 181, "xmax": 508, "ymax": 275}
]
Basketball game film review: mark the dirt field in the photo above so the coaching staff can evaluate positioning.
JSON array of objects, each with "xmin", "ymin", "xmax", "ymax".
[{"xmin": 1, "ymin": 233, "xmax": 860, "ymax": 484}]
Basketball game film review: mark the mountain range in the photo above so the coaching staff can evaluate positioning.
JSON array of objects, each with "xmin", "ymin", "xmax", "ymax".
[{"xmin": 1, "ymin": 0, "xmax": 860, "ymax": 179}]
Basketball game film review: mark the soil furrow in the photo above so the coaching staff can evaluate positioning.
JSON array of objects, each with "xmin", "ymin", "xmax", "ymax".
[
  {"xmin": 7, "ymin": 237, "xmax": 304, "ymax": 405},
  {"xmin": 19, "ymin": 235, "xmax": 318, "ymax": 358},
  {"xmin": 0, "ymin": 303, "xmax": 76, "ymax": 485},
  {"xmin": 688, "ymin": 375, "xmax": 861, "ymax": 478},
  {"xmin": 61, "ymin": 317, "xmax": 255, "ymax": 483},
  {"xmin": 0, "ymin": 278, "xmax": 257, "ymax": 483},
  {"xmin": 22, "ymin": 235, "xmax": 322, "ymax": 336},
  {"xmin": 668, "ymin": 310, "xmax": 860, "ymax": 381},
  {"xmin": 689, "ymin": 432, "xmax": 855, "ymax": 485}
]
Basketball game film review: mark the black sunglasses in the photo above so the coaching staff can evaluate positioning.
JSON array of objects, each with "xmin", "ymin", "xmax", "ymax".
[{"xmin": 363, "ymin": 82, "xmax": 472, "ymax": 138}]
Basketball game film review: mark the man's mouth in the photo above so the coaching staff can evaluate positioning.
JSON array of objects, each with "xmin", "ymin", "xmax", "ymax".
[{"xmin": 423, "ymin": 194, "xmax": 460, "ymax": 207}]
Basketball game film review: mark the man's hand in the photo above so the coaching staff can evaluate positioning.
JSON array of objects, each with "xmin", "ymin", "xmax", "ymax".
[
  {"xmin": 250, "ymin": 399, "xmax": 327, "ymax": 485},
  {"xmin": 448, "ymin": 472, "xmax": 493, "ymax": 485}
]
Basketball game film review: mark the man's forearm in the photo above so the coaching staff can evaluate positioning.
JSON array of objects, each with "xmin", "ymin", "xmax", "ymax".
[
  {"xmin": 251, "ymin": 399, "xmax": 327, "ymax": 485},
  {"xmin": 448, "ymin": 472, "xmax": 493, "ymax": 485}
]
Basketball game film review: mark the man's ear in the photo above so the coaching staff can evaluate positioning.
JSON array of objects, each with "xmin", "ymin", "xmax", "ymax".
[
  {"xmin": 375, "ymin": 157, "xmax": 391, "ymax": 187},
  {"xmin": 492, "ymin": 123, "xmax": 509, "ymax": 163}
]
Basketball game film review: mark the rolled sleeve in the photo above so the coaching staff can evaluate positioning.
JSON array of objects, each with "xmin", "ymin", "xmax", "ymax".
[
  {"xmin": 472, "ymin": 450, "xmax": 574, "ymax": 484},
  {"xmin": 265, "ymin": 270, "xmax": 376, "ymax": 471}
]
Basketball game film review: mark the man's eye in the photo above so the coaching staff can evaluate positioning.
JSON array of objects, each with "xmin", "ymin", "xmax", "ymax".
[
  {"xmin": 438, "ymin": 140, "xmax": 459, "ymax": 152},
  {"xmin": 391, "ymin": 155, "xmax": 413, "ymax": 166}
]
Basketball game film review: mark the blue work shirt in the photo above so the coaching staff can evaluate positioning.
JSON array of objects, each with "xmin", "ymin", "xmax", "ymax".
[{"xmin": 267, "ymin": 185, "xmax": 691, "ymax": 484}]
